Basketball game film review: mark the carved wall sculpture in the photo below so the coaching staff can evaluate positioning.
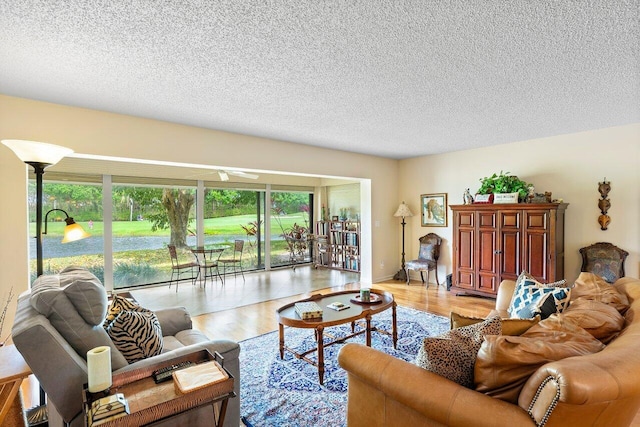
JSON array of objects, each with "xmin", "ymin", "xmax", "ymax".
[{"xmin": 598, "ymin": 178, "xmax": 611, "ymax": 230}]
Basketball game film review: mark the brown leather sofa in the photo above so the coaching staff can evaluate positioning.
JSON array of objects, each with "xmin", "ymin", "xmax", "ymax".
[{"xmin": 338, "ymin": 276, "xmax": 640, "ymax": 427}]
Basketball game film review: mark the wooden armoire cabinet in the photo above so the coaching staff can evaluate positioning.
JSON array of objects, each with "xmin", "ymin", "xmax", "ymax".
[{"xmin": 450, "ymin": 203, "xmax": 568, "ymax": 298}]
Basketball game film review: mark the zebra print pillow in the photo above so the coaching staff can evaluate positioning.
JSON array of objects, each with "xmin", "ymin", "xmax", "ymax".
[
  {"xmin": 105, "ymin": 309, "xmax": 164, "ymax": 363},
  {"xmin": 103, "ymin": 294, "xmax": 139, "ymax": 328},
  {"xmin": 103, "ymin": 295, "xmax": 163, "ymax": 364}
]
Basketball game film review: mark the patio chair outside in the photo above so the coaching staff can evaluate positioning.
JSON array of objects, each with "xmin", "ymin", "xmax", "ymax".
[
  {"xmin": 168, "ymin": 244, "xmax": 197, "ymax": 292},
  {"xmin": 219, "ymin": 239, "xmax": 245, "ymax": 282}
]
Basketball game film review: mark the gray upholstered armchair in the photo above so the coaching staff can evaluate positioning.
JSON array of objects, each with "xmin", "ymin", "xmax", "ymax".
[
  {"xmin": 11, "ymin": 266, "xmax": 240, "ymax": 427},
  {"xmin": 405, "ymin": 233, "xmax": 442, "ymax": 287}
]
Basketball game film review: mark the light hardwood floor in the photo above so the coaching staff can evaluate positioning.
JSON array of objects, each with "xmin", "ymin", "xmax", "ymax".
[{"xmin": 19, "ymin": 266, "xmax": 640, "ymax": 425}]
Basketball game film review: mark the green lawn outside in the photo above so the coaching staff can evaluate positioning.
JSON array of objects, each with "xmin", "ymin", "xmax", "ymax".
[
  {"xmin": 31, "ymin": 212, "xmax": 310, "ymax": 237},
  {"xmin": 30, "ymin": 212, "xmax": 312, "ymax": 285}
]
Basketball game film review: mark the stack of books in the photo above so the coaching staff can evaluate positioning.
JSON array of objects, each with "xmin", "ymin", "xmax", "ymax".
[{"xmin": 294, "ymin": 301, "xmax": 323, "ymax": 319}]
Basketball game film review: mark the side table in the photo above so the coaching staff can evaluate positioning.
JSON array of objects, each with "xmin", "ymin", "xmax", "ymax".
[
  {"xmin": 0, "ymin": 345, "xmax": 32, "ymax": 427},
  {"xmin": 83, "ymin": 350, "xmax": 235, "ymax": 427}
]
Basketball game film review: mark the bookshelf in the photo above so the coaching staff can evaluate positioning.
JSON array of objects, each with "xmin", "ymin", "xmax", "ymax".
[{"xmin": 314, "ymin": 220, "xmax": 360, "ymax": 272}]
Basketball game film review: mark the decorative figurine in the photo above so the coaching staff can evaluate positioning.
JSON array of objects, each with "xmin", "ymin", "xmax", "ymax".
[{"xmin": 463, "ymin": 188, "xmax": 474, "ymax": 205}]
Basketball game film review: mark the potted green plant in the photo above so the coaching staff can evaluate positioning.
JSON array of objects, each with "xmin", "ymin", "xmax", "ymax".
[{"xmin": 476, "ymin": 171, "xmax": 530, "ymax": 202}]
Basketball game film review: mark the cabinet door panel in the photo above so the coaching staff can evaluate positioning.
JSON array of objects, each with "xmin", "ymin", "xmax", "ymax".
[
  {"xmin": 478, "ymin": 212, "xmax": 495, "ymax": 228},
  {"xmin": 524, "ymin": 211, "xmax": 550, "ymax": 281},
  {"xmin": 456, "ymin": 270, "xmax": 474, "ymax": 290},
  {"xmin": 478, "ymin": 273, "xmax": 497, "ymax": 294},
  {"xmin": 526, "ymin": 232, "xmax": 548, "ymax": 281},
  {"xmin": 478, "ymin": 230, "xmax": 496, "ymax": 272},
  {"xmin": 527, "ymin": 211, "xmax": 548, "ymax": 230},
  {"xmin": 501, "ymin": 230, "xmax": 521, "ymax": 278},
  {"xmin": 500, "ymin": 210, "xmax": 521, "ymax": 280},
  {"xmin": 455, "ymin": 228, "xmax": 474, "ymax": 289},
  {"xmin": 457, "ymin": 229, "xmax": 474, "ymax": 270},
  {"xmin": 458, "ymin": 211, "xmax": 474, "ymax": 227}
]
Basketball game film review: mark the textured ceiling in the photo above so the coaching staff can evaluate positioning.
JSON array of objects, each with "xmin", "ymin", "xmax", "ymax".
[{"xmin": 1, "ymin": 1, "xmax": 638, "ymax": 160}]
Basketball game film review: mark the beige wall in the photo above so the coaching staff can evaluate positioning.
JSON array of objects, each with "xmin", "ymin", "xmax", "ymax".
[
  {"xmin": 399, "ymin": 124, "xmax": 640, "ymax": 283},
  {"xmin": 0, "ymin": 95, "xmax": 400, "ymax": 332}
]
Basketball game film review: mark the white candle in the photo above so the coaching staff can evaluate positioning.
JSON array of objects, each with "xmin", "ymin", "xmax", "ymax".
[{"xmin": 87, "ymin": 346, "xmax": 112, "ymax": 393}]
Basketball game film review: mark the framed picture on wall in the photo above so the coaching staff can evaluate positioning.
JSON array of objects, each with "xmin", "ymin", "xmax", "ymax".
[{"xmin": 421, "ymin": 193, "xmax": 448, "ymax": 227}]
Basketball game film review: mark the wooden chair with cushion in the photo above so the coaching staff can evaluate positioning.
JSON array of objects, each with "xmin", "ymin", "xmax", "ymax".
[
  {"xmin": 579, "ymin": 242, "xmax": 629, "ymax": 284},
  {"xmin": 405, "ymin": 233, "xmax": 442, "ymax": 288}
]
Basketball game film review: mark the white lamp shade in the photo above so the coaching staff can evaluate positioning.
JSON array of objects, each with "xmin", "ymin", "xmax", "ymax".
[
  {"xmin": 393, "ymin": 202, "xmax": 414, "ymax": 218},
  {"xmin": 2, "ymin": 139, "xmax": 73, "ymax": 165}
]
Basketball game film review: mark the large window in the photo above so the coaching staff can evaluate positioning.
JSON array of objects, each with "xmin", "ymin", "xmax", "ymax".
[
  {"xmin": 203, "ymin": 188, "xmax": 264, "ymax": 271},
  {"xmin": 111, "ymin": 185, "xmax": 197, "ymax": 289},
  {"xmin": 29, "ymin": 181, "xmax": 104, "ymax": 283},
  {"xmin": 29, "ymin": 176, "xmax": 315, "ymax": 288},
  {"xmin": 270, "ymin": 191, "xmax": 313, "ymax": 268}
]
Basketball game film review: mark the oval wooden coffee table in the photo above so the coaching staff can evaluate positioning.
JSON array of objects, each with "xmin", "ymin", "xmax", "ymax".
[{"xmin": 276, "ymin": 290, "xmax": 397, "ymax": 385}]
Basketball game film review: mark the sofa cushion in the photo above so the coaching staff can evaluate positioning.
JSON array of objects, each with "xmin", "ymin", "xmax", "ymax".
[
  {"xmin": 450, "ymin": 312, "xmax": 540, "ymax": 336},
  {"xmin": 104, "ymin": 295, "xmax": 164, "ymax": 364},
  {"xmin": 416, "ymin": 315, "xmax": 501, "ymax": 388},
  {"xmin": 31, "ymin": 266, "xmax": 107, "ymax": 325},
  {"xmin": 560, "ymin": 299, "xmax": 624, "ymax": 343},
  {"xmin": 508, "ymin": 273, "xmax": 571, "ymax": 319},
  {"xmin": 29, "ymin": 268, "xmax": 128, "ymax": 370},
  {"xmin": 572, "ymin": 272, "xmax": 629, "ymax": 313},
  {"xmin": 474, "ymin": 316, "xmax": 605, "ymax": 403}
]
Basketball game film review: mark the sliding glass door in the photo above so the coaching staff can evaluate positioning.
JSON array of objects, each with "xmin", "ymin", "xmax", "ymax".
[{"xmin": 29, "ymin": 177, "xmax": 314, "ymax": 288}]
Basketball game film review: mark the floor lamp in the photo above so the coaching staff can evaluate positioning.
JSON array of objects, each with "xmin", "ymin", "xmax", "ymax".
[
  {"xmin": 2, "ymin": 139, "xmax": 90, "ymax": 424},
  {"xmin": 392, "ymin": 201, "xmax": 414, "ymax": 281}
]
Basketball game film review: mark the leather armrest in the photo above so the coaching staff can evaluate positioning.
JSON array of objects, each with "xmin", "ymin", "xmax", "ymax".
[
  {"xmin": 155, "ymin": 307, "xmax": 192, "ymax": 336},
  {"xmin": 337, "ymin": 343, "xmax": 533, "ymax": 426},
  {"xmin": 495, "ymin": 280, "xmax": 517, "ymax": 313}
]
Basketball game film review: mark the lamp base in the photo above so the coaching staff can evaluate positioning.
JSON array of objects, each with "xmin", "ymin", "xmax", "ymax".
[{"xmin": 393, "ymin": 269, "xmax": 407, "ymax": 282}]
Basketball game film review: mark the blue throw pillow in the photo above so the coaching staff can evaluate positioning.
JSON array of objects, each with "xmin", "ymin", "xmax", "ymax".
[{"xmin": 509, "ymin": 277, "xmax": 571, "ymax": 320}]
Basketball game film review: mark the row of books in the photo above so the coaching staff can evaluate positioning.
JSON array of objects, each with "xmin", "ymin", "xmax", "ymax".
[
  {"xmin": 330, "ymin": 231, "xmax": 359, "ymax": 246},
  {"xmin": 345, "ymin": 258, "xmax": 359, "ymax": 271}
]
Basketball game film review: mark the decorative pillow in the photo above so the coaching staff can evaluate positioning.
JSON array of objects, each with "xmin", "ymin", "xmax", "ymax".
[
  {"xmin": 416, "ymin": 315, "xmax": 501, "ymax": 388},
  {"xmin": 105, "ymin": 309, "xmax": 164, "ymax": 364},
  {"xmin": 571, "ymin": 272, "xmax": 629, "ymax": 313},
  {"xmin": 474, "ymin": 316, "xmax": 605, "ymax": 403},
  {"xmin": 508, "ymin": 273, "xmax": 571, "ymax": 319},
  {"xmin": 104, "ymin": 294, "xmax": 141, "ymax": 327},
  {"xmin": 103, "ymin": 294, "xmax": 164, "ymax": 364},
  {"xmin": 450, "ymin": 312, "xmax": 540, "ymax": 336},
  {"xmin": 560, "ymin": 299, "xmax": 624, "ymax": 343},
  {"xmin": 507, "ymin": 271, "xmax": 566, "ymax": 313}
]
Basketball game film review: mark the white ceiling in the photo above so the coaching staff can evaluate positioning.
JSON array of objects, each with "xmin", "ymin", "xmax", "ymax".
[{"xmin": 1, "ymin": 1, "xmax": 638, "ymax": 160}]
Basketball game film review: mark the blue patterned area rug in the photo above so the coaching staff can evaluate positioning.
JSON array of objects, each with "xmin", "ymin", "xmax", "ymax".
[{"xmin": 239, "ymin": 306, "xmax": 449, "ymax": 426}]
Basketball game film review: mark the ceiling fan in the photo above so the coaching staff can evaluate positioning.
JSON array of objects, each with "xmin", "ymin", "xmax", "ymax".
[
  {"xmin": 186, "ymin": 169, "xmax": 259, "ymax": 181},
  {"xmin": 217, "ymin": 170, "xmax": 259, "ymax": 181}
]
